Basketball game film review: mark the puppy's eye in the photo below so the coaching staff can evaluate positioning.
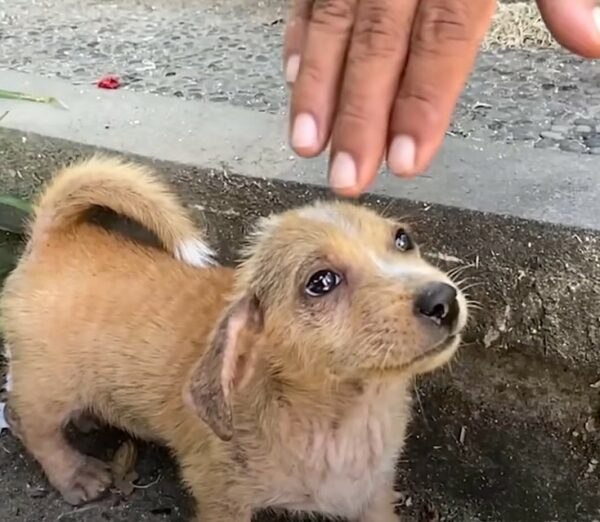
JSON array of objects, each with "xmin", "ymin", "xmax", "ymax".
[
  {"xmin": 305, "ymin": 270, "xmax": 342, "ymax": 297},
  {"xmin": 395, "ymin": 228, "xmax": 414, "ymax": 252}
]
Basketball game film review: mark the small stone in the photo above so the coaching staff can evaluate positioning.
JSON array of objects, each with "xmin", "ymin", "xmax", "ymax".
[
  {"xmin": 574, "ymin": 118, "xmax": 596, "ymax": 126},
  {"xmin": 550, "ymin": 125, "xmax": 570, "ymax": 134},
  {"xmin": 534, "ymin": 139, "xmax": 558, "ymax": 150},
  {"xmin": 559, "ymin": 140, "xmax": 586, "ymax": 153},
  {"xmin": 575, "ymin": 125, "xmax": 593, "ymax": 135},
  {"xmin": 558, "ymin": 83, "xmax": 577, "ymax": 92},
  {"xmin": 584, "ymin": 136, "xmax": 600, "ymax": 148},
  {"xmin": 590, "ymin": 148, "xmax": 600, "ymax": 155},
  {"xmin": 512, "ymin": 128, "xmax": 537, "ymax": 140},
  {"xmin": 584, "ymin": 417, "xmax": 597, "ymax": 433},
  {"xmin": 540, "ymin": 131, "xmax": 563, "ymax": 140}
]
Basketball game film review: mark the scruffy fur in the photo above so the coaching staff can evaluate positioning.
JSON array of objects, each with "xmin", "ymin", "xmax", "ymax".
[{"xmin": 1, "ymin": 157, "xmax": 468, "ymax": 521}]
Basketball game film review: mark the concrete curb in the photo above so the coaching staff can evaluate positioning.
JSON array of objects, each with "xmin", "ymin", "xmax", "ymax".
[{"xmin": 1, "ymin": 70, "xmax": 599, "ymax": 232}]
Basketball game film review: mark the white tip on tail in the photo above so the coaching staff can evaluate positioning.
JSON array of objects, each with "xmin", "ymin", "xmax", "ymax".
[{"xmin": 175, "ymin": 238, "xmax": 217, "ymax": 268}]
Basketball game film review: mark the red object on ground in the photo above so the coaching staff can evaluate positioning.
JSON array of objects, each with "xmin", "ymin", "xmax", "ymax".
[{"xmin": 97, "ymin": 75, "xmax": 121, "ymax": 89}]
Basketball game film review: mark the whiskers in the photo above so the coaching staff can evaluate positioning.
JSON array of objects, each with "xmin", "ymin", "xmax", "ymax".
[
  {"xmin": 446, "ymin": 263, "xmax": 485, "ymax": 322},
  {"xmin": 378, "ymin": 341, "xmax": 395, "ymax": 373}
]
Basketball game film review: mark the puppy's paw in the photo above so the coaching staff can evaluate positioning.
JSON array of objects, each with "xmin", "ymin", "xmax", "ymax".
[{"xmin": 60, "ymin": 457, "xmax": 112, "ymax": 505}]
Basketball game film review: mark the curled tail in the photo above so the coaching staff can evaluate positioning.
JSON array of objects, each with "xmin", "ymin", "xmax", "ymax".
[{"xmin": 29, "ymin": 156, "xmax": 215, "ymax": 267}]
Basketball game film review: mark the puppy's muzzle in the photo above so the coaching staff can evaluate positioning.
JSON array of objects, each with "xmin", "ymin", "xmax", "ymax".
[{"xmin": 414, "ymin": 282, "xmax": 461, "ymax": 333}]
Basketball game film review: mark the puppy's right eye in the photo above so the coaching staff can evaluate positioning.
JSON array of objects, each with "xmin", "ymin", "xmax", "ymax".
[{"xmin": 305, "ymin": 270, "xmax": 342, "ymax": 297}]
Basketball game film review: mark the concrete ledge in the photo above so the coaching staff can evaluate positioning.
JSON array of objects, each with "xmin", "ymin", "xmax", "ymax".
[{"xmin": 1, "ymin": 70, "xmax": 599, "ymax": 232}]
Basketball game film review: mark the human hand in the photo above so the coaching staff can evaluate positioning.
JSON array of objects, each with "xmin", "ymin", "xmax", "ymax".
[{"xmin": 284, "ymin": 0, "xmax": 600, "ymax": 197}]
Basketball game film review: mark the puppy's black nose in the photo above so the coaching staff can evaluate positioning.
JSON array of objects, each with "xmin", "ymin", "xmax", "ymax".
[{"xmin": 415, "ymin": 282, "xmax": 459, "ymax": 329}]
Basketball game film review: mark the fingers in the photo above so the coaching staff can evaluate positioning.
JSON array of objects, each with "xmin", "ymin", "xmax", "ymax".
[
  {"xmin": 536, "ymin": 0, "xmax": 600, "ymax": 58},
  {"xmin": 387, "ymin": 0, "xmax": 496, "ymax": 178},
  {"xmin": 327, "ymin": 0, "xmax": 419, "ymax": 195},
  {"xmin": 288, "ymin": 0, "xmax": 357, "ymax": 159},
  {"xmin": 283, "ymin": 0, "xmax": 313, "ymax": 84}
]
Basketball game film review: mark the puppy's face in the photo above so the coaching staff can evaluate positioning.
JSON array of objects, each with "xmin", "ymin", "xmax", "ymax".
[
  {"xmin": 187, "ymin": 201, "xmax": 470, "ymax": 440},
  {"xmin": 241, "ymin": 201, "xmax": 468, "ymax": 380}
]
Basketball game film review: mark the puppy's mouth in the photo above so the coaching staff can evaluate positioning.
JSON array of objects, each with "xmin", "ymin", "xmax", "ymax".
[{"xmin": 363, "ymin": 335, "xmax": 459, "ymax": 378}]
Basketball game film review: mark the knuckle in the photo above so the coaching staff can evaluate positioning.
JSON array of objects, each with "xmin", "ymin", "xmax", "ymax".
[
  {"xmin": 295, "ymin": 55, "xmax": 326, "ymax": 87},
  {"xmin": 413, "ymin": 0, "xmax": 473, "ymax": 53},
  {"xmin": 311, "ymin": 0, "xmax": 355, "ymax": 31},
  {"xmin": 338, "ymin": 97, "xmax": 374, "ymax": 129},
  {"xmin": 351, "ymin": 1, "xmax": 408, "ymax": 58},
  {"xmin": 395, "ymin": 86, "xmax": 440, "ymax": 124},
  {"xmin": 291, "ymin": 0, "xmax": 313, "ymax": 19}
]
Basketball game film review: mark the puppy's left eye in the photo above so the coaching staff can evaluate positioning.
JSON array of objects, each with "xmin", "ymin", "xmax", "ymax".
[
  {"xmin": 305, "ymin": 270, "xmax": 342, "ymax": 297},
  {"xmin": 394, "ymin": 228, "xmax": 414, "ymax": 252}
]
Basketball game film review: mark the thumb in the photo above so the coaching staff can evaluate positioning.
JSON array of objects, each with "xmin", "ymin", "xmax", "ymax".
[{"xmin": 536, "ymin": 0, "xmax": 600, "ymax": 58}]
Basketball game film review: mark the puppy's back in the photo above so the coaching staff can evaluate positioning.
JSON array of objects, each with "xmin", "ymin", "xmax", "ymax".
[
  {"xmin": 2, "ymin": 221, "xmax": 233, "ymax": 433},
  {"xmin": 1, "ymin": 157, "xmax": 230, "ymax": 434}
]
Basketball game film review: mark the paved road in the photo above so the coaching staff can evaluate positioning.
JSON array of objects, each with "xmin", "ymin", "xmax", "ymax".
[{"xmin": 1, "ymin": 0, "xmax": 600, "ymax": 154}]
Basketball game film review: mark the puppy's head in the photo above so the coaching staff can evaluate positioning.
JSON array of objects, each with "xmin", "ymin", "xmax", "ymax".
[{"xmin": 186, "ymin": 201, "xmax": 469, "ymax": 440}]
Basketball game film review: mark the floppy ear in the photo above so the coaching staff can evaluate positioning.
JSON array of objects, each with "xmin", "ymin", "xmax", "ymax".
[{"xmin": 185, "ymin": 295, "xmax": 264, "ymax": 441}]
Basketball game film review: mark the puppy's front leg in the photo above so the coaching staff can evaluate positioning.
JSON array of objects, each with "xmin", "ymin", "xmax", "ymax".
[
  {"xmin": 359, "ymin": 480, "xmax": 399, "ymax": 522},
  {"xmin": 182, "ymin": 468, "xmax": 252, "ymax": 522}
]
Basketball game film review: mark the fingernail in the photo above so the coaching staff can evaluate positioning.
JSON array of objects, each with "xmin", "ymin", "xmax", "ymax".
[
  {"xmin": 388, "ymin": 135, "xmax": 416, "ymax": 175},
  {"xmin": 291, "ymin": 113, "xmax": 318, "ymax": 150},
  {"xmin": 594, "ymin": 7, "xmax": 600, "ymax": 34},
  {"xmin": 329, "ymin": 152, "xmax": 357, "ymax": 190},
  {"xmin": 285, "ymin": 54, "xmax": 300, "ymax": 84}
]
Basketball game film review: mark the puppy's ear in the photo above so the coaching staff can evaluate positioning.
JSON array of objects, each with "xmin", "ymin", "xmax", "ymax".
[{"xmin": 186, "ymin": 295, "xmax": 264, "ymax": 441}]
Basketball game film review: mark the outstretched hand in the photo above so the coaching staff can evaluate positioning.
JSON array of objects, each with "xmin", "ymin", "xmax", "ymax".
[{"xmin": 284, "ymin": 0, "xmax": 600, "ymax": 196}]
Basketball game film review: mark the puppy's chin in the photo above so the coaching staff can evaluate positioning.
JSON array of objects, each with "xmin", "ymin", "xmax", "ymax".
[
  {"xmin": 359, "ymin": 336, "xmax": 461, "ymax": 380},
  {"xmin": 408, "ymin": 336, "xmax": 460, "ymax": 376}
]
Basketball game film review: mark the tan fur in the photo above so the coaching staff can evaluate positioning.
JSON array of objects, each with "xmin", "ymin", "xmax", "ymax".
[
  {"xmin": 27, "ymin": 156, "xmax": 214, "ymax": 266},
  {"xmin": 1, "ymin": 159, "xmax": 469, "ymax": 521}
]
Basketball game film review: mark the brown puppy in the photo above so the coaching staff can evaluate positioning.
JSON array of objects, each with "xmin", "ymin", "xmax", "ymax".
[{"xmin": 1, "ymin": 157, "xmax": 468, "ymax": 522}]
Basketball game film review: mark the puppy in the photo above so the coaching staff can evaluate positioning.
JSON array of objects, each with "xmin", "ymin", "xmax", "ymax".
[{"xmin": 1, "ymin": 157, "xmax": 468, "ymax": 522}]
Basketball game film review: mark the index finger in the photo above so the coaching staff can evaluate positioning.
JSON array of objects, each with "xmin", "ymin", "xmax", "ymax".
[{"xmin": 283, "ymin": 0, "xmax": 313, "ymax": 83}]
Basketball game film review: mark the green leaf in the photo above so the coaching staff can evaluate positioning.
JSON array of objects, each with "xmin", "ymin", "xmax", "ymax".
[
  {"xmin": 0, "ymin": 195, "xmax": 33, "ymax": 234},
  {"xmin": 0, "ymin": 89, "xmax": 68, "ymax": 110}
]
